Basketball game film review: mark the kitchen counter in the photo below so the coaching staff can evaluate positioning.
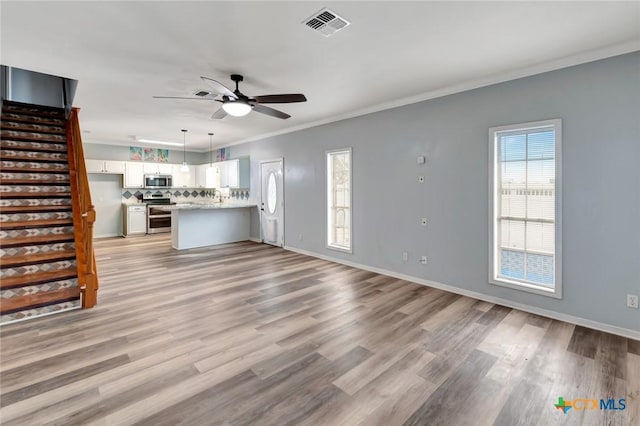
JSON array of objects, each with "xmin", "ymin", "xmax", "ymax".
[
  {"xmin": 170, "ymin": 204, "xmax": 257, "ymax": 250},
  {"xmin": 165, "ymin": 203, "xmax": 256, "ymax": 210}
]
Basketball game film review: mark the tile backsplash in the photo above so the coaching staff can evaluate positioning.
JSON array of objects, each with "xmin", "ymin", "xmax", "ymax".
[{"xmin": 121, "ymin": 188, "xmax": 250, "ymax": 203}]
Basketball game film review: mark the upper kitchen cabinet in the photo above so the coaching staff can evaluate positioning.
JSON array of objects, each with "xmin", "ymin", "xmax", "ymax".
[
  {"xmin": 196, "ymin": 164, "xmax": 220, "ymax": 188},
  {"xmin": 222, "ymin": 158, "xmax": 249, "ymax": 188},
  {"xmin": 86, "ymin": 159, "xmax": 125, "ymax": 174},
  {"xmin": 143, "ymin": 163, "xmax": 173, "ymax": 175},
  {"xmin": 172, "ymin": 164, "xmax": 196, "ymax": 188},
  {"xmin": 124, "ymin": 162, "xmax": 144, "ymax": 188}
]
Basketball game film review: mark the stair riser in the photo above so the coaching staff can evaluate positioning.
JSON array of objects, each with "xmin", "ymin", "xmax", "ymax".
[
  {"xmin": 1, "ymin": 211, "xmax": 73, "ymax": 223},
  {"xmin": 0, "ymin": 242, "xmax": 75, "ymax": 258},
  {"xmin": 0, "ymin": 198, "xmax": 72, "ymax": 209},
  {"xmin": 0, "ymin": 225, "xmax": 75, "ymax": 240},
  {"xmin": 1, "ymin": 130, "xmax": 66, "ymax": 144},
  {"xmin": 1, "ymin": 185, "xmax": 71, "ymax": 195},
  {"xmin": 0, "ymin": 160, "xmax": 69, "ymax": 173},
  {"xmin": 1, "ymin": 287, "xmax": 80, "ymax": 314},
  {"xmin": 0, "ymin": 299, "xmax": 80, "ymax": 324},
  {"xmin": 1, "ymin": 140, "xmax": 67, "ymax": 152},
  {"xmin": 0, "ymin": 172, "xmax": 70, "ymax": 185},
  {"xmin": 0, "ymin": 259, "xmax": 77, "ymax": 279},
  {"xmin": 0, "ymin": 150, "xmax": 68, "ymax": 162},
  {"xmin": 1, "ymin": 122, "xmax": 66, "ymax": 135},
  {"xmin": 1, "ymin": 113, "xmax": 66, "ymax": 127},
  {"xmin": 1, "ymin": 104, "xmax": 65, "ymax": 118},
  {"xmin": 1, "ymin": 279, "xmax": 78, "ymax": 297}
]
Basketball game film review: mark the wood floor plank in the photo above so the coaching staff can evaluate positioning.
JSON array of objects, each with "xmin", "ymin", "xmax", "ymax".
[{"xmin": 0, "ymin": 234, "xmax": 635, "ymax": 425}]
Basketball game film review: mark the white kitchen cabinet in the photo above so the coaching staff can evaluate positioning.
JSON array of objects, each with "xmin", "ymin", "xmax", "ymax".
[
  {"xmin": 172, "ymin": 164, "xmax": 196, "ymax": 188},
  {"xmin": 142, "ymin": 162, "xmax": 173, "ymax": 175},
  {"xmin": 124, "ymin": 162, "xmax": 144, "ymax": 188},
  {"xmin": 123, "ymin": 204, "xmax": 147, "ymax": 236},
  {"xmin": 196, "ymin": 164, "xmax": 220, "ymax": 188},
  {"xmin": 86, "ymin": 159, "xmax": 125, "ymax": 174},
  {"xmin": 219, "ymin": 158, "xmax": 249, "ymax": 188}
]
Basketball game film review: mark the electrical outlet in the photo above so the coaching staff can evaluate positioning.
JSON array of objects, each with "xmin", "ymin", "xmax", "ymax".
[
  {"xmin": 402, "ymin": 252, "xmax": 408, "ymax": 262},
  {"xmin": 421, "ymin": 218, "xmax": 427, "ymax": 226},
  {"xmin": 627, "ymin": 294, "xmax": 639, "ymax": 309},
  {"xmin": 420, "ymin": 256, "xmax": 428, "ymax": 265},
  {"xmin": 418, "ymin": 175, "xmax": 425, "ymax": 184}
]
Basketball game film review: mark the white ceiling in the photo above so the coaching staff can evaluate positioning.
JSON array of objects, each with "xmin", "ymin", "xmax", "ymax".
[{"xmin": 2, "ymin": 1, "xmax": 639, "ymax": 151}]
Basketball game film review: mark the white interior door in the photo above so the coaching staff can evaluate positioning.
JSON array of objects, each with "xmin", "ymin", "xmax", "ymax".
[{"xmin": 260, "ymin": 159, "xmax": 284, "ymax": 246}]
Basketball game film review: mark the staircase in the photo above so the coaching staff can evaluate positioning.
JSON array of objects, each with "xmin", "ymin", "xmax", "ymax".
[{"xmin": 1, "ymin": 100, "xmax": 94, "ymax": 324}]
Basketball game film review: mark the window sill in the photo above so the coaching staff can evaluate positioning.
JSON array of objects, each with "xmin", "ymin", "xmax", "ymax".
[
  {"xmin": 490, "ymin": 276, "xmax": 561, "ymax": 299},
  {"xmin": 327, "ymin": 244, "xmax": 352, "ymax": 254}
]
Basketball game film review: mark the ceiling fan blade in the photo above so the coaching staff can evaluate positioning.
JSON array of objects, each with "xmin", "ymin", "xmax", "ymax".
[
  {"xmin": 252, "ymin": 103, "xmax": 291, "ymax": 119},
  {"xmin": 253, "ymin": 94, "xmax": 307, "ymax": 104},
  {"xmin": 153, "ymin": 96, "xmax": 214, "ymax": 100},
  {"xmin": 200, "ymin": 77, "xmax": 237, "ymax": 99},
  {"xmin": 211, "ymin": 107, "xmax": 228, "ymax": 120}
]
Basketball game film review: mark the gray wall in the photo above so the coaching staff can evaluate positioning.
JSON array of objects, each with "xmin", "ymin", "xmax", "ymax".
[
  {"xmin": 89, "ymin": 174, "xmax": 124, "ymax": 238},
  {"xmin": 234, "ymin": 52, "xmax": 640, "ymax": 332},
  {"xmin": 84, "ymin": 143, "xmax": 206, "ymax": 165}
]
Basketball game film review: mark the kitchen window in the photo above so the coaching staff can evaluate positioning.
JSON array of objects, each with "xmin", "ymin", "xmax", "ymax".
[
  {"xmin": 327, "ymin": 148, "xmax": 352, "ymax": 253},
  {"xmin": 489, "ymin": 119, "xmax": 562, "ymax": 298}
]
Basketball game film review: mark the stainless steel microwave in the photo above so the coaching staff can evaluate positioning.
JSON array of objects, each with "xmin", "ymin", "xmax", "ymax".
[{"xmin": 144, "ymin": 174, "xmax": 173, "ymax": 188}]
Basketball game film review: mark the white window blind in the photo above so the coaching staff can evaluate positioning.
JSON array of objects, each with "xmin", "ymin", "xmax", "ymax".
[
  {"xmin": 489, "ymin": 119, "xmax": 561, "ymax": 297},
  {"xmin": 327, "ymin": 148, "xmax": 352, "ymax": 252}
]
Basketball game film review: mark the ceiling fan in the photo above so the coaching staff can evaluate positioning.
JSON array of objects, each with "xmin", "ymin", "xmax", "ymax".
[{"xmin": 153, "ymin": 74, "xmax": 307, "ymax": 120}]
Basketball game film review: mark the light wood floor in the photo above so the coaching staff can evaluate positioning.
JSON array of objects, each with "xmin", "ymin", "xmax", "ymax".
[{"xmin": 1, "ymin": 235, "xmax": 638, "ymax": 425}]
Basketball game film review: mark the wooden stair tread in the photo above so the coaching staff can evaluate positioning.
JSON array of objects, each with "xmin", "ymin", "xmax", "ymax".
[
  {"xmin": 0, "ymin": 205, "xmax": 72, "ymax": 213},
  {"xmin": 0, "ymin": 250, "xmax": 77, "ymax": 267},
  {"xmin": 0, "ymin": 218, "xmax": 73, "ymax": 229},
  {"xmin": 1, "ymin": 233, "xmax": 75, "ymax": 247},
  {"xmin": 0, "ymin": 287, "xmax": 80, "ymax": 314},
  {"xmin": 0, "ymin": 267, "xmax": 77, "ymax": 289}
]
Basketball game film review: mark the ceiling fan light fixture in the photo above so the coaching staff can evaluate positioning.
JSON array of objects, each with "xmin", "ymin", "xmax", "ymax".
[{"xmin": 222, "ymin": 101, "xmax": 252, "ymax": 117}]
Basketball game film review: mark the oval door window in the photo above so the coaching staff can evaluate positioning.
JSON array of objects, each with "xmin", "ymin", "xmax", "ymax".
[{"xmin": 267, "ymin": 172, "xmax": 277, "ymax": 214}]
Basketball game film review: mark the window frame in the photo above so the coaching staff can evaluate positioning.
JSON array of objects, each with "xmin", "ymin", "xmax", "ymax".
[
  {"xmin": 326, "ymin": 147, "xmax": 353, "ymax": 253},
  {"xmin": 488, "ymin": 119, "xmax": 562, "ymax": 299}
]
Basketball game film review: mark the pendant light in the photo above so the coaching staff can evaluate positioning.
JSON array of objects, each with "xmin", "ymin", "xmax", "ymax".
[
  {"xmin": 207, "ymin": 132, "xmax": 214, "ymax": 169},
  {"xmin": 180, "ymin": 129, "xmax": 189, "ymax": 172}
]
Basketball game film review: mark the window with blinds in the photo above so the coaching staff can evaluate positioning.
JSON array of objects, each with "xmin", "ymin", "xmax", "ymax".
[
  {"xmin": 327, "ymin": 148, "xmax": 352, "ymax": 252},
  {"xmin": 489, "ymin": 119, "xmax": 562, "ymax": 298}
]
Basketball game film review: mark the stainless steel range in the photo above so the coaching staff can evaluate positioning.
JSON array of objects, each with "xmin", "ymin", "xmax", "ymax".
[{"xmin": 143, "ymin": 194, "xmax": 174, "ymax": 234}]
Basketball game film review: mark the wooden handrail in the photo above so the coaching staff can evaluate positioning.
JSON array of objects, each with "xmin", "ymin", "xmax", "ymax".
[{"xmin": 66, "ymin": 108, "xmax": 98, "ymax": 308}]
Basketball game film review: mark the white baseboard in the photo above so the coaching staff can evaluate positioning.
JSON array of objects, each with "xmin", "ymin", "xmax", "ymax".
[
  {"xmin": 249, "ymin": 237, "xmax": 262, "ymax": 243},
  {"xmin": 283, "ymin": 245, "xmax": 640, "ymax": 341},
  {"xmin": 94, "ymin": 233, "xmax": 121, "ymax": 239}
]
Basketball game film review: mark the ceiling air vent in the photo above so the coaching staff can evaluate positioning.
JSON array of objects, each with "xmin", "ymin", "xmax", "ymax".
[
  {"xmin": 303, "ymin": 8, "xmax": 350, "ymax": 37},
  {"xmin": 194, "ymin": 90, "xmax": 212, "ymax": 97}
]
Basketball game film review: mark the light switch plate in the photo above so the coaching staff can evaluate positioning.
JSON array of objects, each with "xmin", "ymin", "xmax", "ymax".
[{"xmin": 417, "ymin": 155, "xmax": 425, "ymax": 164}]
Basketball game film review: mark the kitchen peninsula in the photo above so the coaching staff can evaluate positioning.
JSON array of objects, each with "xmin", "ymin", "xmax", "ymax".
[{"xmin": 169, "ymin": 203, "xmax": 257, "ymax": 250}]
